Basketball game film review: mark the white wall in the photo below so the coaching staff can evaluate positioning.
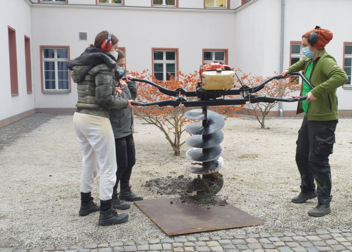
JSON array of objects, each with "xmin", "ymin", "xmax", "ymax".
[
  {"xmin": 0, "ymin": 0, "xmax": 35, "ymax": 122},
  {"xmin": 125, "ymin": 0, "xmax": 150, "ymax": 7},
  {"xmin": 179, "ymin": 0, "xmax": 203, "ymax": 9},
  {"xmin": 31, "ymin": 5, "xmax": 236, "ymax": 109}
]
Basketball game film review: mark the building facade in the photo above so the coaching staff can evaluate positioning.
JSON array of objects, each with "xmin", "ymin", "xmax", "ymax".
[{"xmin": 1, "ymin": 0, "xmax": 351, "ymax": 128}]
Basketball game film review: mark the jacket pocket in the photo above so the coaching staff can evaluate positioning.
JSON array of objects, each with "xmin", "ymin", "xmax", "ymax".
[
  {"xmin": 327, "ymin": 93, "xmax": 332, "ymax": 110},
  {"xmin": 314, "ymin": 134, "xmax": 335, "ymax": 156}
]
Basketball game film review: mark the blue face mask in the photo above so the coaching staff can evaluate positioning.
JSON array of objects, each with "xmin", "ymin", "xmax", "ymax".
[
  {"xmin": 302, "ymin": 46, "xmax": 315, "ymax": 58},
  {"xmin": 116, "ymin": 67, "xmax": 125, "ymax": 78}
]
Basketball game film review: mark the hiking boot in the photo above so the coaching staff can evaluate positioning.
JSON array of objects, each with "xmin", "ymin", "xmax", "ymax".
[
  {"xmin": 291, "ymin": 192, "xmax": 317, "ymax": 203},
  {"xmin": 112, "ymin": 195, "xmax": 130, "ymax": 210},
  {"xmin": 99, "ymin": 208, "xmax": 129, "ymax": 226},
  {"xmin": 79, "ymin": 199, "xmax": 100, "ymax": 216},
  {"xmin": 308, "ymin": 203, "xmax": 331, "ymax": 217},
  {"xmin": 119, "ymin": 186, "xmax": 143, "ymax": 202}
]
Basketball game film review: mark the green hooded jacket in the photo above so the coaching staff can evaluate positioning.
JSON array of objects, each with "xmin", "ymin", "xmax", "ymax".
[{"xmin": 287, "ymin": 49, "xmax": 348, "ymax": 121}]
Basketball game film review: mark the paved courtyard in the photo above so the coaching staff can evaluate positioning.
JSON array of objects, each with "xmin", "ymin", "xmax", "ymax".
[{"xmin": 0, "ymin": 113, "xmax": 352, "ymax": 252}]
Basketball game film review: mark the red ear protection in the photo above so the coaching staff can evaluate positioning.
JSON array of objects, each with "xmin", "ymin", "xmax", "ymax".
[{"xmin": 101, "ymin": 32, "xmax": 112, "ymax": 52}]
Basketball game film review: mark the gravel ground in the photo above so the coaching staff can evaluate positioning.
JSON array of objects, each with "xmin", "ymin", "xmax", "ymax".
[{"xmin": 0, "ymin": 113, "xmax": 352, "ymax": 249}]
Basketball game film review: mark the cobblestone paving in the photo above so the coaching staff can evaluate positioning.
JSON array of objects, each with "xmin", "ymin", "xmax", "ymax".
[
  {"xmin": 1, "ymin": 229, "xmax": 352, "ymax": 252},
  {"xmin": 0, "ymin": 113, "xmax": 58, "ymax": 150}
]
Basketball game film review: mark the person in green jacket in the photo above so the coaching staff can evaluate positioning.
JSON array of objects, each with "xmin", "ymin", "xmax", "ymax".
[{"xmin": 281, "ymin": 26, "xmax": 348, "ymax": 217}]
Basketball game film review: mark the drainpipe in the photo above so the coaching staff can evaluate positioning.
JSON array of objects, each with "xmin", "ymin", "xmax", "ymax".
[{"xmin": 279, "ymin": 0, "xmax": 285, "ymax": 117}]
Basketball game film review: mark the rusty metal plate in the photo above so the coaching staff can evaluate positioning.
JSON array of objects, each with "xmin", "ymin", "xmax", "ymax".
[{"xmin": 134, "ymin": 197, "xmax": 264, "ymax": 236}]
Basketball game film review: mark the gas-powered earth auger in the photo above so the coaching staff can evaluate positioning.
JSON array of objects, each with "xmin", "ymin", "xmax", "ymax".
[{"xmin": 129, "ymin": 62, "xmax": 312, "ymax": 198}]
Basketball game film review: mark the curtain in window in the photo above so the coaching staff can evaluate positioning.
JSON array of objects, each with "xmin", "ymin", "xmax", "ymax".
[
  {"xmin": 205, "ymin": 0, "xmax": 214, "ymax": 7},
  {"xmin": 153, "ymin": 0, "xmax": 162, "ymax": 4},
  {"xmin": 217, "ymin": 0, "xmax": 226, "ymax": 7}
]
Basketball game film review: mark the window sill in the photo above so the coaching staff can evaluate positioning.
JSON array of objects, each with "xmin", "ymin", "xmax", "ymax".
[
  {"xmin": 27, "ymin": 92, "xmax": 33, "ymax": 94},
  {"xmin": 204, "ymin": 7, "xmax": 227, "ymax": 9},
  {"xmin": 40, "ymin": 1, "xmax": 67, "ymax": 3},
  {"xmin": 43, "ymin": 89, "xmax": 70, "ymax": 94},
  {"xmin": 343, "ymin": 84, "xmax": 352, "ymax": 90},
  {"xmin": 153, "ymin": 5, "xmax": 176, "ymax": 7},
  {"xmin": 11, "ymin": 93, "xmax": 19, "ymax": 97},
  {"xmin": 97, "ymin": 3, "xmax": 123, "ymax": 5}
]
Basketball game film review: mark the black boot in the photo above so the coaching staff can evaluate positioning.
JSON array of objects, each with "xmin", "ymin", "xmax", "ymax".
[
  {"xmin": 112, "ymin": 193, "xmax": 130, "ymax": 210},
  {"xmin": 308, "ymin": 203, "xmax": 331, "ymax": 217},
  {"xmin": 99, "ymin": 200, "xmax": 129, "ymax": 226},
  {"xmin": 119, "ymin": 186, "xmax": 143, "ymax": 202},
  {"xmin": 79, "ymin": 192, "xmax": 100, "ymax": 216},
  {"xmin": 291, "ymin": 191, "xmax": 317, "ymax": 203}
]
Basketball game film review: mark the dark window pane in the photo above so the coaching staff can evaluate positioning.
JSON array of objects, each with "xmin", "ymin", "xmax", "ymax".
[
  {"xmin": 291, "ymin": 57, "xmax": 300, "ymax": 65},
  {"xmin": 57, "ymin": 62, "xmax": 68, "ymax": 70},
  {"xmin": 291, "ymin": 44, "xmax": 300, "ymax": 54},
  {"xmin": 58, "ymin": 81, "xmax": 69, "ymax": 89},
  {"xmin": 58, "ymin": 71, "xmax": 68, "ymax": 80},
  {"xmin": 57, "ymin": 49, "xmax": 68, "ymax": 58},
  {"xmin": 44, "ymin": 62, "xmax": 55, "ymax": 70},
  {"xmin": 154, "ymin": 73, "xmax": 163, "ymax": 81},
  {"xmin": 215, "ymin": 52, "xmax": 224, "ymax": 61},
  {"xmin": 45, "ymin": 71, "xmax": 55, "ymax": 80},
  {"xmin": 346, "ymin": 46, "xmax": 352, "ymax": 55},
  {"xmin": 45, "ymin": 80, "xmax": 55, "ymax": 89},
  {"xmin": 166, "ymin": 73, "xmax": 175, "ymax": 80},
  {"xmin": 154, "ymin": 51, "xmax": 163, "ymax": 60},
  {"xmin": 345, "ymin": 58, "xmax": 352, "ymax": 67},
  {"xmin": 154, "ymin": 63, "xmax": 163, "ymax": 72},
  {"xmin": 43, "ymin": 49, "xmax": 55, "ymax": 58},
  {"xmin": 112, "ymin": 0, "xmax": 121, "ymax": 3},
  {"xmin": 153, "ymin": 0, "xmax": 162, "ymax": 4},
  {"xmin": 99, "ymin": 0, "xmax": 108, "ymax": 3},
  {"xmin": 166, "ymin": 51, "xmax": 175, "ymax": 60},
  {"xmin": 344, "ymin": 67, "xmax": 351, "ymax": 76},
  {"xmin": 204, "ymin": 52, "xmax": 212, "ymax": 60},
  {"xmin": 166, "ymin": 63, "xmax": 175, "ymax": 72},
  {"xmin": 166, "ymin": 0, "xmax": 175, "ymax": 5},
  {"xmin": 348, "ymin": 77, "xmax": 351, "ymax": 84}
]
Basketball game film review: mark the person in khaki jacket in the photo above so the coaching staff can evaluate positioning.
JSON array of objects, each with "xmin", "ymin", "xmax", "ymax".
[
  {"xmin": 68, "ymin": 31, "xmax": 133, "ymax": 226},
  {"xmin": 281, "ymin": 26, "xmax": 348, "ymax": 217}
]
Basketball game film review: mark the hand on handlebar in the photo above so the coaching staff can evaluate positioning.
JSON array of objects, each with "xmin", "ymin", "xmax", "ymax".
[
  {"xmin": 281, "ymin": 70, "xmax": 290, "ymax": 78},
  {"xmin": 127, "ymin": 99, "xmax": 134, "ymax": 109},
  {"xmin": 119, "ymin": 79, "xmax": 128, "ymax": 87}
]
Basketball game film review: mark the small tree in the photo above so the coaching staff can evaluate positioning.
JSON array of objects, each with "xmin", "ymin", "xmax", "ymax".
[
  {"xmin": 238, "ymin": 71, "xmax": 300, "ymax": 128},
  {"xmin": 131, "ymin": 70, "xmax": 199, "ymax": 156}
]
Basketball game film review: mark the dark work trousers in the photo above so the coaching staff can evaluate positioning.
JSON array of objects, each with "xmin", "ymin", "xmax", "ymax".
[
  {"xmin": 113, "ymin": 134, "xmax": 136, "ymax": 194},
  {"xmin": 295, "ymin": 116, "xmax": 338, "ymax": 205}
]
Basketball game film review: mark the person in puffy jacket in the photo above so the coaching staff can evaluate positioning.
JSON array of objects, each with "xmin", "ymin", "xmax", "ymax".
[
  {"xmin": 109, "ymin": 50, "xmax": 143, "ymax": 211},
  {"xmin": 281, "ymin": 27, "xmax": 348, "ymax": 217},
  {"xmin": 68, "ymin": 30, "xmax": 133, "ymax": 226}
]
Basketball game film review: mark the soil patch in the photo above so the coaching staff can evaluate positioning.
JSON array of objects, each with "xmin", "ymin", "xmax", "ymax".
[{"xmin": 142, "ymin": 175, "xmax": 228, "ymax": 206}]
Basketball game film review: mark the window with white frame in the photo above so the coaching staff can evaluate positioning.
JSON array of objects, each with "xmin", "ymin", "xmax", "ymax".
[
  {"xmin": 98, "ymin": 0, "xmax": 122, "ymax": 4},
  {"xmin": 42, "ymin": 48, "xmax": 69, "ymax": 91},
  {"xmin": 205, "ymin": 0, "xmax": 226, "ymax": 7},
  {"xmin": 344, "ymin": 44, "xmax": 352, "ymax": 85},
  {"xmin": 153, "ymin": 0, "xmax": 175, "ymax": 6},
  {"xmin": 291, "ymin": 43, "xmax": 304, "ymax": 65},
  {"xmin": 153, "ymin": 50, "xmax": 177, "ymax": 81},
  {"xmin": 203, "ymin": 51, "xmax": 226, "ymax": 64}
]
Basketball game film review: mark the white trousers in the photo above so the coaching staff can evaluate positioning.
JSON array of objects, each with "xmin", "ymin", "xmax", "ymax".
[{"xmin": 73, "ymin": 112, "xmax": 117, "ymax": 201}]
